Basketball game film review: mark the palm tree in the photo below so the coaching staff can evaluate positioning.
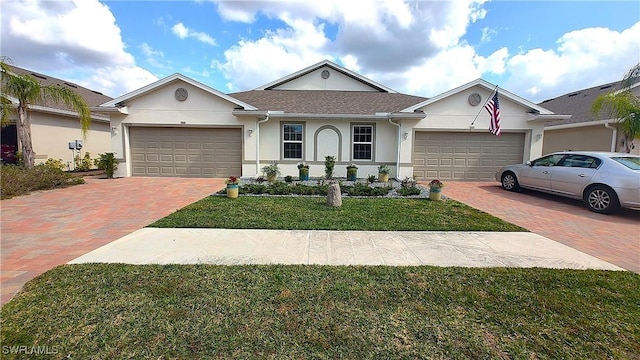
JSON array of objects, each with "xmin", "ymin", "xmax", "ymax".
[
  {"xmin": 1, "ymin": 59, "xmax": 92, "ymax": 168},
  {"xmin": 592, "ymin": 62, "xmax": 640, "ymax": 153}
]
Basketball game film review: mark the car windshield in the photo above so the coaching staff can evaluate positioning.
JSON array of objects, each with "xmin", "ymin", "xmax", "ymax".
[{"xmin": 612, "ymin": 156, "xmax": 640, "ymax": 170}]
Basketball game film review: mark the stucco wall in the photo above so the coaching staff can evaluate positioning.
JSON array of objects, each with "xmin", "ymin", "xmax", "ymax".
[
  {"xmin": 272, "ymin": 66, "xmax": 379, "ymax": 92},
  {"xmin": 109, "ymin": 80, "xmax": 253, "ymax": 177},
  {"xmin": 542, "ymin": 125, "xmax": 613, "ymax": 154},
  {"xmin": 30, "ymin": 112, "xmax": 110, "ymax": 168},
  {"xmin": 254, "ymin": 118, "xmax": 399, "ymax": 178},
  {"xmin": 411, "ymin": 86, "xmax": 543, "ymax": 163}
]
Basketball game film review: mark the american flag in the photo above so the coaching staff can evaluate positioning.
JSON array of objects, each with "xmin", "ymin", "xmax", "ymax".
[{"xmin": 484, "ymin": 90, "xmax": 501, "ymax": 136}]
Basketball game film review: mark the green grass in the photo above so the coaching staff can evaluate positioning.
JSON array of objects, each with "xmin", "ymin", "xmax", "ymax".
[
  {"xmin": 149, "ymin": 196, "xmax": 526, "ymax": 231},
  {"xmin": 1, "ymin": 265, "xmax": 638, "ymax": 359}
]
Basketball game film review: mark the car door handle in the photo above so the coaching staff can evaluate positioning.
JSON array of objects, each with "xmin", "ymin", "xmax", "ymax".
[
  {"xmin": 578, "ymin": 174, "xmax": 586, "ymax": 177},
  {"xmin": 543, "ymin": 171, "xmax": 550, "ymax": 174}
]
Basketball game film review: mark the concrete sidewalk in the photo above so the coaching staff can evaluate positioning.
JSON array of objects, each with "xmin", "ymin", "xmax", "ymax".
[{"xmin": 70, "ymin": 229, "xmax": 623, "ymax": 270}]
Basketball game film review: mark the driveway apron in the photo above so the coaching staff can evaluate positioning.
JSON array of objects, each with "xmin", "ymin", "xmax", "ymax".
[
  {"xmin": 0, "ymin": 177, "xmax": 224, "ymax": 306},
  {"xmin": 439, "ymin": 181, "xmax": 639, "ymax": 273}
]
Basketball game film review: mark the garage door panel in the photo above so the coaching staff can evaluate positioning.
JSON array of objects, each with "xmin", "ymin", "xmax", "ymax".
[
  {"xmin": 413, "ymin": 132, "xmax": 524, "ymax": 180},
  {"xmin": 130, "ymin": 127, "xmax": 242, "ymax": 178}
]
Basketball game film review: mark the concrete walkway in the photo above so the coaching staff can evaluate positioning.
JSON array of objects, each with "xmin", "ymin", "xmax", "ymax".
[{"xmin": 70, "ymin": 228, "xmax": 622, "ymax": 270}]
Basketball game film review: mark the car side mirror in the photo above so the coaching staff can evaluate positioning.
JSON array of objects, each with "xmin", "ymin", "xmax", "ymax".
[{"xmin": 526, "ymin": 161, "xmax": 532, "ymax": 166}]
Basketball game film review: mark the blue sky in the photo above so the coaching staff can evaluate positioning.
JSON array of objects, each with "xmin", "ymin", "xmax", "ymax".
[{"xmin": 2, "ymin": 0, "xmax": 639, "ymax": 103}]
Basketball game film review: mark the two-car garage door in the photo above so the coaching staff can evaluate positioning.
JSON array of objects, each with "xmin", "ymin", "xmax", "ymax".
[
  {"xmin": 413, "ymin": 132, "xmax": 524, "ymax": 180},
  {"xmin": 130, "ymin": 127, "xmax": 242, "ymax": 178}
]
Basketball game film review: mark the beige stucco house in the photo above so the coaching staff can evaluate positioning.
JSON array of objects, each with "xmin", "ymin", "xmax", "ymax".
[
  {"xmin": 1, "ymin": 65, "xmax": 112, "ymax": 167},
  {"xmin": 97, "ymin": 60, "xmax": 570, "ymax": 180},
  {"xmin": 541, "ymin": 81, "xmax": 640, "ymax": 155}
]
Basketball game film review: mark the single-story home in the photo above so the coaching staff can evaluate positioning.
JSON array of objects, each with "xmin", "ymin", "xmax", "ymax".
[
  {"xmin": 540, "ymin": 81, "xmax": 640, "ymax": 155},
  {"xmin": 97, "ymin": 60, "xmax": 571, "ymax": 180},
  {"xmin": 1, "ymin": 64, "xmax": 113, "ymax": 167}
]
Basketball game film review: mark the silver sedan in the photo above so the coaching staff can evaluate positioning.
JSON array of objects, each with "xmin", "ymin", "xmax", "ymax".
[{"xmin": 495, "ymin": 151, "xmax": 640, "ymax": 214}]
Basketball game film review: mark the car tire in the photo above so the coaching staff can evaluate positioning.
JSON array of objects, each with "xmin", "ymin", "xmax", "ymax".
[
  {"xmin": 501, "ymin": 172, "xmax": 519, "ymax": 191},
  {"xmin": 584, "ymin": 185, "xmax": 620, "ymax": 214}
]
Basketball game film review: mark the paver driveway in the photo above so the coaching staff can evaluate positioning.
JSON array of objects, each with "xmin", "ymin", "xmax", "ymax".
[
  {"xmin": 0, "ymin": 177, "xmax": 224, "ymax": 306},
  {"xmin": 440, "ymin": 181, "xmax": 639, "ymax": 273}
]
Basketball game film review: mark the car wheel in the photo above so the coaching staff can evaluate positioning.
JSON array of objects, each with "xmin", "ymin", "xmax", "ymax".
[
  {"xmin": 584, "ymin": 185, "xmax": 620, "ymax": 214},
  {"xmin": 501, "ymin": 172, "xmax": 519, "ymax": 191}
]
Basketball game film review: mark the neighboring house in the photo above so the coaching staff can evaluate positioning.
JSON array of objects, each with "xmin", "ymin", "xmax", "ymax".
[
  {"xmin": 97, "ymin": 60, "xmax": 570, "ymax": 180},
  {"xmin": 1, "ymin": 64, "xmax": 113, "ymax": 167},
  {"xmin": 540, "ymin": 81, "xmax": 640, "ymax": 155}
]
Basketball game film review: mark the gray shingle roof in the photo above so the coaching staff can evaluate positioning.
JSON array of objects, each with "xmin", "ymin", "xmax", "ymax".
[
  {"xmin": 4, "ymin": 64, "xmax": 113, "ymax": 111},
  {"xmin": 230, "ymin": 90, "xmax": 428, "ymax": 115},
  {"xmin": 538, "ymin": 81, "xmax": 622, "ymax": 126}
]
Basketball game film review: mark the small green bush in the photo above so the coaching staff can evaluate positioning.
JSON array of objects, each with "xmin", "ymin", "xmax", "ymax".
[
  {"xmin": 1, "ymin": 164, "xmax": 84, "ymax": 199},
  {"xmin": 284, "ymin": 175, "xmax": 294, "ymax": 183},
  {"xmin": 95, "ymin": 152, "xmax": 118, "ymax": 178},
  {"xmin": 74, "ymin": 152, "xmax": 93, "ymax": 171},
  {"xmin": 396, "ymin": 187, "xmax": 421, "ymax": 196},
  {"xmin": 347, "ymin": 183, "xmax": 392, "ymax": 196},
  {"xmin": 239, "ymin": 184, "xmax": 267, "ymax": 195},
  {"xmin": 266, "ymin": 181, "xmax": 291, "ymax": 195},
  {"xmin": 43, "ymin": 158, "xmax": 66, "ymax": 171}
]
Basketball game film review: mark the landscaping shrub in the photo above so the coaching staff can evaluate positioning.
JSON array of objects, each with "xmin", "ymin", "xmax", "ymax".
[
  {"xmin": 239, "ymin": 184, "xmax": 267, "ymax": 194},
  {"xmin": 43, "ymin": 158, "xmax": 67, "ymax": 171},
  {"xmin": 396, "ymin": 187, "xmax": 422, "ymax": 196},
  {"xmin": 1, "ymin": 164, "xmax": 84, "ymax": 199},
  {"xmin": 347, "ymin": 183, "xmax": 392, "ymax": 196},
  {"xmin": 94, "ymin": 152, "xmax": 118, "ymax": 178},
  {"xmin": 266, "ymin": 181, "xmax": 292, "ymax": 195},
  {"xmin": 74, "ymin": 152, "xmax": 93, "ymax": 171}
]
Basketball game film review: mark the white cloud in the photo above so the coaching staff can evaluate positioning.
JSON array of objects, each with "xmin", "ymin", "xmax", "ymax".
[
  {"xmin": 171, "ymin": 22, "xmax": 217, "ymax": 46},
  {"xmin": 0, "ymin": 0, "xmax": 157, "ymax": 97},
  {"xmin": 504, "ymin": 21, "xmax": 640, "ymax": 101},
  {"xmin": 213, "ymin": 0, "xmax": 489, "ymax": 91}
]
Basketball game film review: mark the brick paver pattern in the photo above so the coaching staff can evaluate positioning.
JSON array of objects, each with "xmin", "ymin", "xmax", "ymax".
[
  {"xmin": 437, "ymin": 181, "xmax": 639, "ymax": 273},
  {"xmin": 1, "ymin": 177, "xmax": 224, "ymax": 306}
]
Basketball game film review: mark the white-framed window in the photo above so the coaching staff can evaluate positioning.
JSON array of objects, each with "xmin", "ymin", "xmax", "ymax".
[
  {"xmin": 282, "ymin": 123, "xmax": 303, "ymax": 160},
  {"xmin": 352, "ymin": 124, "xmax": 373, "ymax": 160}
]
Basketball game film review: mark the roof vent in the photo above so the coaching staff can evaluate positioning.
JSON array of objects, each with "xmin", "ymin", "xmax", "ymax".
[
  {"xmin": 31, "ymin": 73, "xmax": 47, "ymax": 80},
  {"xmin": 599, "ymin": 84, "xmax": 614, "ymax": 90},
  {"xmin": 64, "ymin": 82, "xmax": 78, "ymax": 88},
  {"xmin": 567, "ymin": 91, "xmax": 581, "ymax": 97},
  {"xmin": 91, "ymin": 90, "xmax": 103, "ymax": 95}
]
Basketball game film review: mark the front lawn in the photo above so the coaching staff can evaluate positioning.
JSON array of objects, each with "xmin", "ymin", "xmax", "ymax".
[
  {"xmin": 1, "ymin": 265, "xmax": 638, "ymax": 359},
  {"xmin": 149, "ymin": 196, "xmax": 526, "ymax": 231}
]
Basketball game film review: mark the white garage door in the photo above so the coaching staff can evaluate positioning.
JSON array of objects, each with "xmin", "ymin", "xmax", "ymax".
[
  {"xmin": 413, "ymin": 132, "xmax": 525, "ymax": 180},
  {"xmin": 130, "ymin": 127, "xmax": 242, "ymax": 178}
]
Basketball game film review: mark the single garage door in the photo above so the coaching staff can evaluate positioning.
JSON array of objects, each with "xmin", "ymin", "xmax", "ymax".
[
  {"xmin": 130, "ymin": 127, "xmax": 242, "ymax": 178},
  {"xmin": 413, "ymin": 132, "xmax": 524, "ymax": 180}
]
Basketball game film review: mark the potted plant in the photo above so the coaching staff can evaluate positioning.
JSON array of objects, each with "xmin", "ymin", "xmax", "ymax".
[
  {"xmin": 261, "ymin": 161, "xmax": 280, "ymax": 182},
  {"xmin": 225, "ymin": 176, "xmax": 240, "ymax": 198},
  {"xmin": 428, "ymin": 179, "xmax": 445, "ymax": 201},
  {"xmin": 297, "ymin": 162, "xmax": 309, "ymax": 181},
  {"xmin": 378, "ymin": 164, "xmax": 391, "ymax": 182},
  {"xmin": 346, "ymin": 164, "xmax": 358, "ymax": 181},
  {"xmin": 324, "ymin": 156, "xmax": 336, "ymax": 179}
]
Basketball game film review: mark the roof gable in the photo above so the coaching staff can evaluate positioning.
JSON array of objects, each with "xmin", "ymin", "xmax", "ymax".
[
  {"xmin": 100, "ymin": 73, "xmax": 257, "ymax": 110},
  {"xmin": 255, "ymin": 60, "xmax": 397, "ymax": 93},
  {"xmin": 403, "ymin": 78, "xmax": 554, "ymax": 115}
]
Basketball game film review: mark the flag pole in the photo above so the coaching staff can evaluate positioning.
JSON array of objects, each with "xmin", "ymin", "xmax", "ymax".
[{"xmin": 470, "ymin": 85, "xmax": 499, "ymax": 127}]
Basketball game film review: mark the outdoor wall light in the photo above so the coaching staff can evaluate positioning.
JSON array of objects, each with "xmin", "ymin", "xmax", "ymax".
[
  {"xmin": 403, "ymin": 131, "xmax": 409, "ymax": 140},
  {"xmin": 111, "ymin": 126, "xmax": 118, "ymax": 135},
  {"xmin": 535, "ymin": 133, "xmax": 543, "ymax": 141},
  {"xmin": 248, "ymin": 128, "xmax": 254, "ymax": 136}
]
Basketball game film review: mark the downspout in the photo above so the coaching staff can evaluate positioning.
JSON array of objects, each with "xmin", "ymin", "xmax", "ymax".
[
  {"xmin": 388, "ymin": 114, "xmax": 401, "ymax": 179},
  {"xmin": 604, "ymin": 122, "xmax": 617, "ymax": 152},
  {"xmin": 255, "ymin": 112, "xmax": 270, "ymax": 175}
]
